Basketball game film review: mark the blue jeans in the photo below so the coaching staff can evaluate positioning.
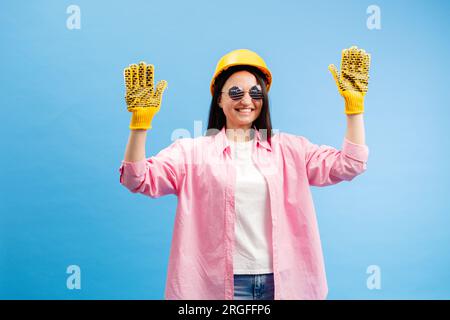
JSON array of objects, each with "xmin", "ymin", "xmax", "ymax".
[{"xmin": 233, "ymin": 273, "xmax": 275, "ymax": 300}]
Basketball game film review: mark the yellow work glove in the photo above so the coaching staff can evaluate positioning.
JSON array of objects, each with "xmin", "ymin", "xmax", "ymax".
[
  {"xmin": 328, "ymin": 46, "xmax": 371, "ymax": 114},
  {"xmin": 124, "ymin": 61, "xmax": 168, "ymax": 130}
]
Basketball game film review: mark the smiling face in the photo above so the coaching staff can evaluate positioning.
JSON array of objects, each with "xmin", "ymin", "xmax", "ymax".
[{"xmin": 218, "ymin": 70, "xmax": 263, "ymax": 130}]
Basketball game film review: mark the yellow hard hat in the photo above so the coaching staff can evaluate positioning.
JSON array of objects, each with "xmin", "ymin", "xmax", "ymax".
[{"xmin": 210, "ymin": 49, "xmax": 272, "ymax": 96}]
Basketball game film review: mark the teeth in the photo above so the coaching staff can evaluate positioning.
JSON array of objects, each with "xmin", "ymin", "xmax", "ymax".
[{"xmin": 236, "ymin": 108, "xmax": 253, "ymax": 113}]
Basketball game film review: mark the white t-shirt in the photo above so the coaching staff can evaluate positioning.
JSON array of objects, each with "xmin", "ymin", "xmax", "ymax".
[{"xmin": 230, "ymin": 138, "xmax": 273, "ymax": 275}]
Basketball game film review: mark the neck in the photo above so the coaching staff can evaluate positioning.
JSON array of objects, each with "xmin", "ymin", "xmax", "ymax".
[{"xmin": 225, "ymin": 126, "xmax": 254, "ymax": 142}]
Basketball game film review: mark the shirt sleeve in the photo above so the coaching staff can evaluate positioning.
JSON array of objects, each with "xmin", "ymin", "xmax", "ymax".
[
  {"xmin": 302, "ymin": 136, "xmax": 369, "ymax": 187},
  {"xmin": 118, "ymin": 139, "xmax": 185, "ymax": 198}
]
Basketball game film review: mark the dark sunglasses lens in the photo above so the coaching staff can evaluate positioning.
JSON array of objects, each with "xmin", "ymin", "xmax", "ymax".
[
  {"xmin": 249, "ymin": 86, "xmax": 263, "ymax": 99},
  {"xmin": 228, "ymin": 86, "xmax": 244, "ymax": 100}
]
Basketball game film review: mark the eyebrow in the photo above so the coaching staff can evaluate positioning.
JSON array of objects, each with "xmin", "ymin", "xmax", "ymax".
[{"xmin": 227, "ymin": 84, "xmax": 261, "ymax": 90}]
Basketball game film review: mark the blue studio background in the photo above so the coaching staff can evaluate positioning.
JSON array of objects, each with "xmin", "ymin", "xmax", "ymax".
[{"xmin": 1, "ymin": 0, "xmax": 449, "ymax": 299}]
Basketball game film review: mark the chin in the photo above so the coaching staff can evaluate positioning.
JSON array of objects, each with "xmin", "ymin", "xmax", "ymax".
[{"xmin": 235, "ymin": 119, "xmax": 255, "ymax": 126}]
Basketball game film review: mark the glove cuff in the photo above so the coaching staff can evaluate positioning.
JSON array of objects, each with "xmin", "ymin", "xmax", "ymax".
[
  {"xmin": 129, "ymin": 108, "xmax": 153, "ymax": 130},
  {"xmin": 343, "ymin": 91, "xmax": 365, "ymax": 115}
]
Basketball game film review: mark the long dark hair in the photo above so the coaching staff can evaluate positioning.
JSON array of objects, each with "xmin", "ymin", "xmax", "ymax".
[{"xmin": 206, "ymin": 65, "xmax": 273, "ymax": 144}]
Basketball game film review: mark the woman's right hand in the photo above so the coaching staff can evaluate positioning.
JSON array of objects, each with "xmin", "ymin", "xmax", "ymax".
[{"xmin": 124, "ymin": 61, "xmax": 168, "ymax": 130}]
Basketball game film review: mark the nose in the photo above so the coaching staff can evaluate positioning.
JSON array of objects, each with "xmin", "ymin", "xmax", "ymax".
[{"xmin": 240, "ymin": 92, "xmax": 253, "ymax": 105}]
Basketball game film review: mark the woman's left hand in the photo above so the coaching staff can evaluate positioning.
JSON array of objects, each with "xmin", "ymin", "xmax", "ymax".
[{"xmin": 328, "ymin": 46, "xmax": 371, "ymax": 115}]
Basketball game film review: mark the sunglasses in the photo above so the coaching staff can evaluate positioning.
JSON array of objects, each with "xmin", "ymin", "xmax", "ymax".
[{"xmin": 221, "ymin": 85, "xmax": 263, "ymax": 101}]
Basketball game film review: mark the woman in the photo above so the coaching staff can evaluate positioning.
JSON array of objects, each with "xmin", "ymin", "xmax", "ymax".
[{"xmin": 119, "ymin": 48, "xmax": 370, "ymax": 300}]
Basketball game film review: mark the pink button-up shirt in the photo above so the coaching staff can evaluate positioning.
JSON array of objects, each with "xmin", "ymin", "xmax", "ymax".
[{"xmin": 119, "ymin": 126, "xmax": 369, "ymax": 300}]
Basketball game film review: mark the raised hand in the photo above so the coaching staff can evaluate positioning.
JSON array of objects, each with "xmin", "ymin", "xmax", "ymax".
[
  {"xmin": 124, "ymin": 61, "xmax": 168, "ymax": 130},
  {"xmin": 328, "ymin": 46, "xmax": 371, "ymax": 114}
]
